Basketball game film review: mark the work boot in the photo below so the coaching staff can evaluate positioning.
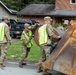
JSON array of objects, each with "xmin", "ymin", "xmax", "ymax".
[
  {"xmin": 19, "ymin": 62, "xmax": 27, "ymax": 68},
  {"xmin": 19, "ymin": 63, "xmax": 23, "ymax": 68},
  {"xmin": 37, "ymin": 67, "xmax": 43, "ymax": 73},
  {"xmin": 0, "ymin": 63, "xmax": 3, "ymax": 69},
  {"xmin": 2, "ymin": 64, "xmax": 5, "ymax": 67},
  {"xmin": 35, "ymin": 62, "xmax": 42, "ymax": 66},
  {"xmin": 22, "ymin": 62, "xmax": 26, "ymax": 65}
]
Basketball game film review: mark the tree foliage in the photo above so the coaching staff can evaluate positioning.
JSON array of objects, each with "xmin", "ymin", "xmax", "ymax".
[{"xmin": 1, "ymin": 0, "xmax": 55, "ymax": 11}]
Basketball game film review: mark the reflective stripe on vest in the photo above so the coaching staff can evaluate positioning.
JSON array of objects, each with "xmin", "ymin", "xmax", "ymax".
[
  {"xmin": 21, "ymin": 30, "xmax": 33, "ymax": 48},
  {"xmin": 0, "ymin": 23, "xmax": 4, "ymax": 42},
  {"xmin": 38, "ymin": 24, "xmax": 48, "ymax": 45}
]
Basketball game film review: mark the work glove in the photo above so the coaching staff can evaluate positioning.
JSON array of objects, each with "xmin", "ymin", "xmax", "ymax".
[
  {"xmin": 8, "ymin": 41, "xmax": 12, "ymax": 45},
  {"xmin": 36, "ymin": 23, "xmax": 40, "ymax": 26},
  {"xmin": 10, "ymin": 41, "xmax": 12, "ymax": 45},
  {"xmin": 29, "ymin": 36, "xmax": 33, "ymax": 40},
  {"xmin": 35, "ymin": 22, "xmax": 40, "ymax": 26},
  {"xmin": 57, "ymin": 36, "xmax": 61, "ymax": 39},
  {"xmin": 29, "ymin": 35, "xmax": 34, "ymax": 40}
]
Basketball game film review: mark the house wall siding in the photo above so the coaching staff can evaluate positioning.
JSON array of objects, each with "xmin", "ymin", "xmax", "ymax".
[
  {"xmin": 0, "ymin": 5, "xmax": 17, "ymax": 20},
  {"xmin": 55, "ymin": 0, "xmax": 76, "ymax": 10}
]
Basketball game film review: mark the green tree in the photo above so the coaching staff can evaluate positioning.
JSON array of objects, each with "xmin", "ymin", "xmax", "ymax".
[{"xmin": 1, "ymin": 0, "xmax": 55, "ymax": 11}]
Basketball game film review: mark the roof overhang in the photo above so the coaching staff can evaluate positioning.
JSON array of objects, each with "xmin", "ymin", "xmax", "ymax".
[
  {"xmin": 0, "ymin": 1, "xmax": 18, "ymax": 15},
  {"xmin": 51, "ymin": 10, "xmax": 76, "ymax": 17}
]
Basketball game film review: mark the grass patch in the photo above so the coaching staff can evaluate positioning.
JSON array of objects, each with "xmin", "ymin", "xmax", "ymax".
[{"xmin": 7, "ymin": 41, "xmax": 40, "ymax": 62}]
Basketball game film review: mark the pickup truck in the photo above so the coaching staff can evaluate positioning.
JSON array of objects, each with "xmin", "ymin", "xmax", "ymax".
[{"xmin": 9, "ymin": 19, "xmax": 17, "ymax": 38}]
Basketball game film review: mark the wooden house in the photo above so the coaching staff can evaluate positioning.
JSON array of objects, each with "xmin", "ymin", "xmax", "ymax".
[{"xmin": 18, "ymin": 0, "xmax": 76, "ymax": 25}]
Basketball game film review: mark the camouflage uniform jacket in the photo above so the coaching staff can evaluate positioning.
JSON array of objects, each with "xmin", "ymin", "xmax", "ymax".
[
  {"xmin": 0, "ymin": 22, "xmax": 11, "ymax": 44},
  {"xmin": 21, "ymin": 31, "xmax": 31, "ymax": 46}
]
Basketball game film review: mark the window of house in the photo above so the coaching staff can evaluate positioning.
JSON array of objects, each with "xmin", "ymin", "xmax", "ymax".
[{"xmin": 70, "ymin": 0, "xmax": 76, "ymax": 4}]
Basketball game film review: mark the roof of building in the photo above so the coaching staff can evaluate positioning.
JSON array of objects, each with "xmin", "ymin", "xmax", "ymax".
[
  {"xmin": 51, "ymin": 10, "xmax": 76, "ymax": 17},
  {"xmin": 0, "ymin": 1, "xmax": 17, "ymax": 14},
  {"xmin": 17, "ymin": 4, "xmax": 76, "ymax": 17},
  {"xmin": 17, "ymin": 4, "xmax": 55, "ymax": 16}
]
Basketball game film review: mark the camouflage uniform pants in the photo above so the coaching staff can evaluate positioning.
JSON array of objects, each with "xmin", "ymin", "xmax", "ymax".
[
  {"xmin": 0, "ymin": 44, "xmax": 7, "ymax": 64},
  {"xmin": 19, "ymin": 44, "xmax": 30, "ymax": 64},
  {"xmin": 39, "ymin": 45, "xmax": 51, "ymax": 62},
  {"xmin": 38, "ymin": 45, "xmax": 51, "ymax": 69}
]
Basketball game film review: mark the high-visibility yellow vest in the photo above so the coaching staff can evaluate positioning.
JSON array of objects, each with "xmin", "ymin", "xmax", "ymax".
[
  {"xmin": 38, "ymin": 24, "xmax": 48, "ymax": 45},
  {"xmin": 21, "ymin": 30, "xmax": 33, "ymax": 48},
  {"xmin": 0, "ymin": 23, "xmax": 4, "ymax": 42}
]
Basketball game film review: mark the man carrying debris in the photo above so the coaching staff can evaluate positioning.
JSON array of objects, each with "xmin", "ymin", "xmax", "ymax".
[{"xmin": 36, "ymin": 16, "xmax": 61, "ymax": 75}]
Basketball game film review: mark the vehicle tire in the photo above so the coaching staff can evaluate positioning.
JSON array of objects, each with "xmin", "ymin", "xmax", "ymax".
[
  {"xmin": 11, "ymin": 33, "xmax": 14, "ymax": 38},
  {"xmin": 11, "ymin": 34, "xmax": 16, "ymax": 38},
  {"xmin": 16, "ymin": 35, "xmax": 20, "ymax": 39}
]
